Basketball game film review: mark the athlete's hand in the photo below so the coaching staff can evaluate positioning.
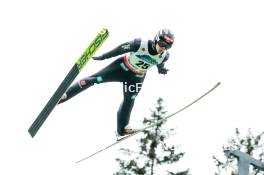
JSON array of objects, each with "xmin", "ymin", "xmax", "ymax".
[
  {"xmin": 158, "ymin": 67, "xmax": 169, "ymax": 74},
  {"xmin": 92, "ymin": 55, "xmax": 105, "ymax": 60},
  {"xmin": 157, "ymin": 64, "xmax": 169, "ymax": 74}
]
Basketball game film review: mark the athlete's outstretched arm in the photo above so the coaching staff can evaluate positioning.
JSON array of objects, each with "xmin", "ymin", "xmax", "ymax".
[{"xmin": 93, "ymin": 38, "xmax": 141, "ymax": 60}]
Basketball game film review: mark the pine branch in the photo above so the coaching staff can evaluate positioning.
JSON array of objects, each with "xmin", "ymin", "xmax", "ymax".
[{"xmin": 213, "ymin": 128, "xmax": 264, "ymax": 175}]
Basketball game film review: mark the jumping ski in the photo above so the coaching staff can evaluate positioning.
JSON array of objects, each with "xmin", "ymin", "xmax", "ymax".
[
  {"xmin": 76, "ymin": 82, "xmax": 221, "ymax": 163},
  {"xmin": 28, "ymin": 29, "xmax": 109, "ymax": 138}
]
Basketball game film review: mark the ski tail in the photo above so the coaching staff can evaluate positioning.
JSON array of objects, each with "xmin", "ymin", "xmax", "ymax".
[{"xmin": 28, "ymin": 29, "xmax": 109, "ymax": 138}]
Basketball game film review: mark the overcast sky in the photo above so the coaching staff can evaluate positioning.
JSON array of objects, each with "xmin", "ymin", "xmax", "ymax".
[{"xmin": 0, "ymin": 0, "xmax": 264, "ymax": 174}]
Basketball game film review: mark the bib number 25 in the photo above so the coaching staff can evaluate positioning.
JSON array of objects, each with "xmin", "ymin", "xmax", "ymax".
[{"xmin": 135, "ymin": 61, "xmax": 150, "ymax": 69}]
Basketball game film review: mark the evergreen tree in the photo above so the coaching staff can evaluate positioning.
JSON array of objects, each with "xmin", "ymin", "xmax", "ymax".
[
  {"xmin": 213, "ymin": 128, "xmax": 264, "ymax": 175},
  {"xmin": 114, "ymin": 98, "xmax": 189, "ymax": 175}
]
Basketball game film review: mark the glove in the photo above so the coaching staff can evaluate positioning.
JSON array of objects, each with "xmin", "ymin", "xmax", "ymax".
[
  {"xmin": 92, "ymin": 55, "xmax": 105, "ymax": 61},
  {"xmin": 158, "ymin": 67, "xmax": 169, "ymax": 74},
  {"xmin": 157, "ymin": 64, "xmax": 169, "ymax": 74}
]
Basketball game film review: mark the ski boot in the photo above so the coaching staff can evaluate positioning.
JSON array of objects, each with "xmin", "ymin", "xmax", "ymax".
[{"xmin": 116, "ymin": 126, "xmax": 139, "ymax": 141}]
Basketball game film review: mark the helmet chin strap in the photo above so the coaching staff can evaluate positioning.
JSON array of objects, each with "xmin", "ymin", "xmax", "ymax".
[
  {"xmin": 152, "ymin": 42, "xmax": 156, "ymax": 50},
  {"xmin": 152, "ymin": 42, "xmax": 159, "ymax": 54}
]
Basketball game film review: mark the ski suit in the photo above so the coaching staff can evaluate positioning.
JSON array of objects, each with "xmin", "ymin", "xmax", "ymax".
[{"xmin": 58, "ymin": 38, "xmax": 170, "ymax": 134}]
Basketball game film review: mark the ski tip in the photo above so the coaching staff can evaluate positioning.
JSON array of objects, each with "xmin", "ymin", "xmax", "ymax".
[
  {"xmin": 101, "ymin": 28, "xmax": 109, "ymax": 34},
  {"xmin": 214, "ymin": 82, "xmax": 221, "ymax": 88}
]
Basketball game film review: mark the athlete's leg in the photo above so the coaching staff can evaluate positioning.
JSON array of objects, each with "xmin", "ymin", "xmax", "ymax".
[
  {"xmin": 117, "ymin": 75, "xmax": 145, "ymax": 135},
  {"xmin": 58, "ymin": 58, "xmax": 125, "ymax": 104}
]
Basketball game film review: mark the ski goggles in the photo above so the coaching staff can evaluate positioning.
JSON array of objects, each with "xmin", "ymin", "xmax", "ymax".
[
  {"xmin": 157, "ymin": 40, "xmax": 173, "ymax": 49},
  {"xmin": 157, "ymin": 35, "xmax": 174, "ymax": 49}
]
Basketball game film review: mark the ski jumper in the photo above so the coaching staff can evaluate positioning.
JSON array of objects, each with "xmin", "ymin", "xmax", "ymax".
[{"xmin": 58, "ymin": 38, "xmax": 170, "ymax": 134}]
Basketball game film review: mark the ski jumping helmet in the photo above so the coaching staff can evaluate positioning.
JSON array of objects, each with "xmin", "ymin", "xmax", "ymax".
[{"xmin": 154, "ymin": 29, "xmax": 174, "ymax": 49}]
